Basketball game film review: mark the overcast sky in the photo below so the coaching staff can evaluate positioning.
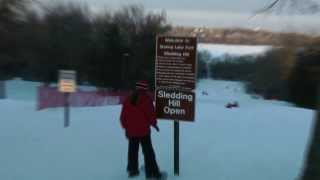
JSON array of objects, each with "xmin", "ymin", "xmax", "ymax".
[
  {"xmin": 40, "ymin": 0, "xmax": 268, "ymax": 12},
  {"xmin": 38, "ymin": 0, "xmax": 320, "ymax": 34}
]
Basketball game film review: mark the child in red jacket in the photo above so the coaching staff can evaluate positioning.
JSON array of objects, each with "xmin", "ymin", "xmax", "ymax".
[{"xmin": 120, "ymin": 80, "xmax": 162, "ymax": 179}]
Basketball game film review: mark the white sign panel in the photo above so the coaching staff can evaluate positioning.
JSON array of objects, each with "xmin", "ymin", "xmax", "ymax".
[{"xmin": 58, "ymin": 70, "xmax": 77, "ymax": 93}]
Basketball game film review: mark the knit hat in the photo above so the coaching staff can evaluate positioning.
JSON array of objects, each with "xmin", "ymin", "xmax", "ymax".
[{"xmin": 136, "ymin": 80, "xmax": 148, "ymax": 90}]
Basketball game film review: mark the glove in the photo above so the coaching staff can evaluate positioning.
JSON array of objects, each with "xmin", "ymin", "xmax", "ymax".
[{"xmin": 153, "ymin": 124, "xmax": 160, "ymax": 132}]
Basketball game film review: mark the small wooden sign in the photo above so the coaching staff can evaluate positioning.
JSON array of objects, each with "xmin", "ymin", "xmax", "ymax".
[{"xmin": 58, "ymin": 70, "xmax": 77, "ymax": 93}]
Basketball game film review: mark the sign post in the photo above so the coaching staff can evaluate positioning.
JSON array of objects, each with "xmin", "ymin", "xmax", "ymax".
[
  {"xmin": 174, "ymin": 120, "xmax": 179, "ymax": 175},
  {"xmin": 58, "ymin": 70, "xmax": 77, "ymax": 128},
  {"xmin": 64, "ymin": 93, "xmax": 70, "ymax": 127},
  {"xmin": 155, "ymin": 36, "xmax": 197, "ymax": 176}
]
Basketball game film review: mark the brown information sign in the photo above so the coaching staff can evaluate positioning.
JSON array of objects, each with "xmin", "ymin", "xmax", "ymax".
[
  {"xmin": 156, "ymin": 36, "xmax": 197, "ymax": 90},
  {"xmin": 156, "ymin": 88, "xmax": 195, "ymax": 121}
]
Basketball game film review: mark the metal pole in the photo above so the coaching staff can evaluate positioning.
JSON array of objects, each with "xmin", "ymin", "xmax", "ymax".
[
  {"xmin": 64, "ymin": 93, "xmax": 70, "ymax": 128},
  {"xmin": 174, "ymin": 120, "xmax": 180, "ymax": 176}
]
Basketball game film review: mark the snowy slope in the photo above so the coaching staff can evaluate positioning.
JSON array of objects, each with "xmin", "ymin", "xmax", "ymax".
[
  {"xmin": 0, "ymin": 79, "xmax": 314, "ymax": 180},
  {"xmin": 198, "ymin": 43, "xmax": 271, "ymax": 58}
]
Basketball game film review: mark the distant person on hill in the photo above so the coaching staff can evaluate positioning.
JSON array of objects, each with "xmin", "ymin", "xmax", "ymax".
[{"xmin": 120, "ymin": 80, "xmax": 163, "ymax": 179}]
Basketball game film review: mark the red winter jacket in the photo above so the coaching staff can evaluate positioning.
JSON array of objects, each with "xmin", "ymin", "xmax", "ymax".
[{"xmin": 120, "ymin": 91, "xmax": 157, "ymax": 137}]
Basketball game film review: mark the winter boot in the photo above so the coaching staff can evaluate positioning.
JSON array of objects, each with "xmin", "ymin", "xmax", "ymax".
[
  {"xmin": 128, "ymin": 170, "xmax": 140, "ymax": 178},
  {"xmin": 146, "ymin": 172, "xmax": 167, "ymax": 180}
]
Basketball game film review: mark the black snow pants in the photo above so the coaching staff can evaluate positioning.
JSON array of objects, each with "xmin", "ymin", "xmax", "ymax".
[{"xmin": 127, "ymin": 134, "xmax": 160, "ymax": 177}]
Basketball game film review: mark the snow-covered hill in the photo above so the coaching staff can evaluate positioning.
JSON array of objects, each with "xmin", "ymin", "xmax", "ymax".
[
  {"xmin": 0, "ymin": 79, "xmax": 314, "ymax": 180},
  {"xmin": 198, "ymin": 43, "xmax": 271, "ymax": 58}
]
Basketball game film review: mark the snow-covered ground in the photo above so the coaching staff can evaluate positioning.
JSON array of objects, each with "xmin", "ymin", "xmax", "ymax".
[
  {"xmin": 0, "ymin": 79, "xmax": 314, "ymax": 180},
  {"xmin": 198, "ymin": 43, "xmax": 271, "ymax": 58}
]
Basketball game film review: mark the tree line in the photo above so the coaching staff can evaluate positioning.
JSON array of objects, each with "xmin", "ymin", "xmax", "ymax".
[
  {"xmin": 0, "ymin": 0, "xmax": 171, "ymax": 90},
  {"xmin": 198, "ymin": 39, "xmax": 320, "ymax": 110}
]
